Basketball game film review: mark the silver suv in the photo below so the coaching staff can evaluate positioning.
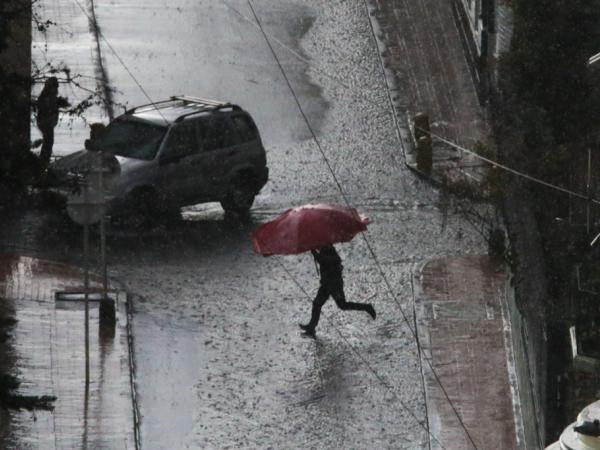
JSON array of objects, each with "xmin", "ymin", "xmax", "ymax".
[{"xmin": 52, "ymin": 96, "xmax": 269, "ymax": 219}]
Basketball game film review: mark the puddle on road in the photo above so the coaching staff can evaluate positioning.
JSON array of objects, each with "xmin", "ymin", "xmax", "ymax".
[{"xmin": 248, "ymin": 1, "xmax": 329, "ymax": 143}]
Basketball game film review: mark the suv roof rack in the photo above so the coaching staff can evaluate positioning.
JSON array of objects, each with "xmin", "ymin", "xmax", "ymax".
[
  {"xmin": 171, "ymin": 95, "xmax": 228, "ymax": 107},
  {"xmin": 126, "ymin": 95, "xmax": 239, "ymax": 122}
]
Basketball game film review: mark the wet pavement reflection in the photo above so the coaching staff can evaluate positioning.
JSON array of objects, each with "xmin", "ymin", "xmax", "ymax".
[{"xmin": 0, "ymin": 254, "xmax": 135, "ymax": 449}]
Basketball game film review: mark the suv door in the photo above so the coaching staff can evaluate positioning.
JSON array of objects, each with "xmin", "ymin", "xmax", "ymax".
[
  {"xmin": 156, "ymin": 120, "xmax": 201, "ymax": 204},
  {"xmin": 196, "ymin": 114, "xmax": 239, "ymax": 198}
]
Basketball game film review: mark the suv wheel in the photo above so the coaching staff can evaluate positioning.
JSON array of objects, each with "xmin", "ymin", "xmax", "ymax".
[{"xmin": 221, "ymin": 175, "xmax": 256, "ymax": 215}]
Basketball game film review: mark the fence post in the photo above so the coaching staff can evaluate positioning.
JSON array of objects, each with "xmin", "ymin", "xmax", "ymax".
[
  {"xmin": 414, "ymin": 112, "xmax": 430, "ymax": 140},
  {"xmin": 417, "ymin": 136, "xmax": 433, "ymax": 175}
]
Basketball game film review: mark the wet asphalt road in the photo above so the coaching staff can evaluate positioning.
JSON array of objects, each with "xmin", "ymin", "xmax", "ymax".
[{"xmin": 24, "ymin": 0, "xmax": 488, "ymax": 448}]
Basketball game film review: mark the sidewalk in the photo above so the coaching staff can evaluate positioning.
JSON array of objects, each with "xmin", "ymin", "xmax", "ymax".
[
  {"xmin": 414, "ymin": 255, "xmax": 523, "ymax": 449},
  {"xmin": 367, "ymin": 0, "xmax": 491, "ymax": 184},
  {"xmin": 363, "ymin": 5, "xmax": 526, "ymax": 446},
  {"xmin": 0, "ymin": 253, "xmax": 137, "ymax": 449}
]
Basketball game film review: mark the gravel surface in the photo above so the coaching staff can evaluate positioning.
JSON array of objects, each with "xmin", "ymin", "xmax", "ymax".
[
  {"xmin": 7, "ymin": 0, "xmax": 489, "ymax": 448},
  {"xmin": 104, "ymin": 1, "xmax": 486, "ymax": 448}
]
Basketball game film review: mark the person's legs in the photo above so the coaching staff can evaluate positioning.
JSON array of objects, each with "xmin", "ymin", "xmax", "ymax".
[
  {"xmin": 330, "ymin": 282, "xmax": 376, "ymax": 319},
  {"xmin": 300, "ymin": 285, "xmax": 330, "ymax": 334},
  {"xmin": 39, "ymin": 128, "xmax": 54, "ymax": 167}
]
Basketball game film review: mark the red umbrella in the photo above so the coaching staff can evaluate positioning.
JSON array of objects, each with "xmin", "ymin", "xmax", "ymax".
[{"xmin": 252, "ymin": 203, "xmax": 369, "ymax": 256}]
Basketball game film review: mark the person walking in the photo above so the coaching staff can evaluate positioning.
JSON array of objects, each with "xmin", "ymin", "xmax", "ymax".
[
  {"xmin": 36, "ymin": 77, "xmax": 69, "ymax": 167},
  {"xmin": 300, "ymin": 245, "xmax": 375, "ymax": 337}
]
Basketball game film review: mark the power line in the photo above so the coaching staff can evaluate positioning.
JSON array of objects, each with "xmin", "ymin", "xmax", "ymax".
[
  {"xmin": 420, "ymin": 126, "xmax": 600, "ymax": 205},
  {"xmin": 64, "ymin": 0, "xmax": 489, "ymax": 445},
  {"xmin": 65, "ymin": 0, "xmax": 580, "ymax": 444},
  {"xmin": 357, "ymin": 219, "xmax": 480, "ymax": 450},
  {"xmin": 71, "ymin": 0, "xmax": 442, "ymax": 442},
  {"xmin": 70, "ymin": 0, "xmax": 168, "ymax": 124},
  {"xmin": 245, "ymin": 1, "xmax": 478, "ymax": 448},
  {"xmin": 69, "ymin": 0, "xmax": 488, "ymax": 444},
  {"xmin": 274, "ymin": 257, "xmax": 444, "ymax": 450},
  {"xmin": 244, "ymin": 0, "xmax": 353, "ymax": 210},
  {"xmin": 225, "ymin": 0, "xmax": 600, "ymax": 210},
  {"xmin": 222, "ymin": 1, "xmax": 383, "ymax": 111}
]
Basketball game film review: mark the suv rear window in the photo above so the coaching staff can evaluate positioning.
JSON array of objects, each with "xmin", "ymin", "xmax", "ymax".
[
  {"xmin": 199, "ymin": 116, "xmax": 236, "ymax": 151},
  {"xmin": 232, "ymin": 115, "xmax": 257, "ymax": 142}
]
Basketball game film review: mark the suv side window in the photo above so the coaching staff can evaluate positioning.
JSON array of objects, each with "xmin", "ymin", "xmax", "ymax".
[
  {"xmin": 200, "ymin": 116, "xmax": 236, "ymax": 151},
  {"xmin": 162, "ymin": 122, "xmax": 199, "ymax": 161},
  {"xmin": 231, "ymin": 114, "xmax": 257, "ymax": 142}
]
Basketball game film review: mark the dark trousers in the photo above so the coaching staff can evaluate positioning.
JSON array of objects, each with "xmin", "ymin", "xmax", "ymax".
[
  {"xmin": 39, "ymin": 127, "xmax": 54, "ymax": 166},
  {"xmin": 306, "ymin": 280, "xmax": 372, "ymax": 330}
]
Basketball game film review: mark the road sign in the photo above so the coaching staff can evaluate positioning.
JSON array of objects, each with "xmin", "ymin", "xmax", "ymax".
[
  {"xmin": 67, "ymin": 186, "xmax": 106, "ymax": 225},
  {"xmin": 87, "ymin": 151, "xmax": 121, "ymax": 191},
  {"xmin": 66, "ymin": 149, "xmax": 120, "ymax": 225}
]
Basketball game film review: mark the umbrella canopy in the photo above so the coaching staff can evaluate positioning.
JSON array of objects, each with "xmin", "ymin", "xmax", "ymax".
[{"xmin": 252, "ymin": 203, "xmax": 369, "ymax": 256}]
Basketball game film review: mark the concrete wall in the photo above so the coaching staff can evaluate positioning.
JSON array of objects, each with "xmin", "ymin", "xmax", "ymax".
[
  {"xmin": 502, "ymin": 176, "xmax": 549, "ymax": 446},
  {"xmin": 504, "ymin": 276, "xmax": 546, "ymax": 449},
  {"xmin": 454, "ymin": 0, "xmax": 548, "ymax": 444},
  {"xmin": 452, "ymin": 0, "xmax": 513, "ymax": 100}
]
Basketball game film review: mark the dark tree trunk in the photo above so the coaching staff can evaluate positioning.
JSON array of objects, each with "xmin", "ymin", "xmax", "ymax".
[{"xmin": 0, "ymin": 0, "xmax": 32, "ymax": 204}]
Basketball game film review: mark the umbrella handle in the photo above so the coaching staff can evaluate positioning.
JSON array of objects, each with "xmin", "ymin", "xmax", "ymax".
[{"xmin": 313, "ymin": 254, "xmax": 320, "ymax": 277}]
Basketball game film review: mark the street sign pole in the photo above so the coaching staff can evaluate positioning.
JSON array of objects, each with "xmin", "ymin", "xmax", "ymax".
[
  {"xmin": 100, "ymin": 149, "xmax": 106, "ymax": 304},
  {"xmin": 83, "ymin": 187, "xmax": 90, "ymax": 388},
  {"xmin": 64, "ymin": 135, "xmax": 121, "ymax": 386},
  {"xmin": 67, "ymin": 156, "xmax": 107, "ymax": 389},
  {"xmin": 98, "ymin": 150, "xmax": 116, "ymax": 329}
]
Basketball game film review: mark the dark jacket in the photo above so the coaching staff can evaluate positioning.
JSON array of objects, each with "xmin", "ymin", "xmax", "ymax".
[
  {"xmin": 36, "ymin": 78, "xmax": 68, "ymax": 131},
  {"xmin": 36, "ymin": 87, "xmax": 59, "ymax": 131},
  {"xmin": 312, "ymin": 247, "xmax": 343, "ymax": 283}
]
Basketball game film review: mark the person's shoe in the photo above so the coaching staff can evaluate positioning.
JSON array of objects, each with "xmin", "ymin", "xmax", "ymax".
[
  {"xmin": 299, "ymin": 323, "xmax": 316, "ymax": 337},
  {"xmin": 366, "ymin": 305, "xmax": 376, "ymax": 320}
]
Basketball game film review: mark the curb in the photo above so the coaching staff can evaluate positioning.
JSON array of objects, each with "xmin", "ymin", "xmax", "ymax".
[
  {"xmin": 78, "ymin": 272, "xmax": 142, "ymax": 450},
  {"xmin": 125, "ymin": 292, "xmax": 142, "ymax": 450},
  {"xmin": 109, "ymin": 275, "xmax": 142, "ymax": 450},
  {"xmin": 363, "ymin": 0, "xmax": 414, "ymax": 167},
  {"xmin": 363, "ymin": 0, "xmax": 471, "ymax": 190}
]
